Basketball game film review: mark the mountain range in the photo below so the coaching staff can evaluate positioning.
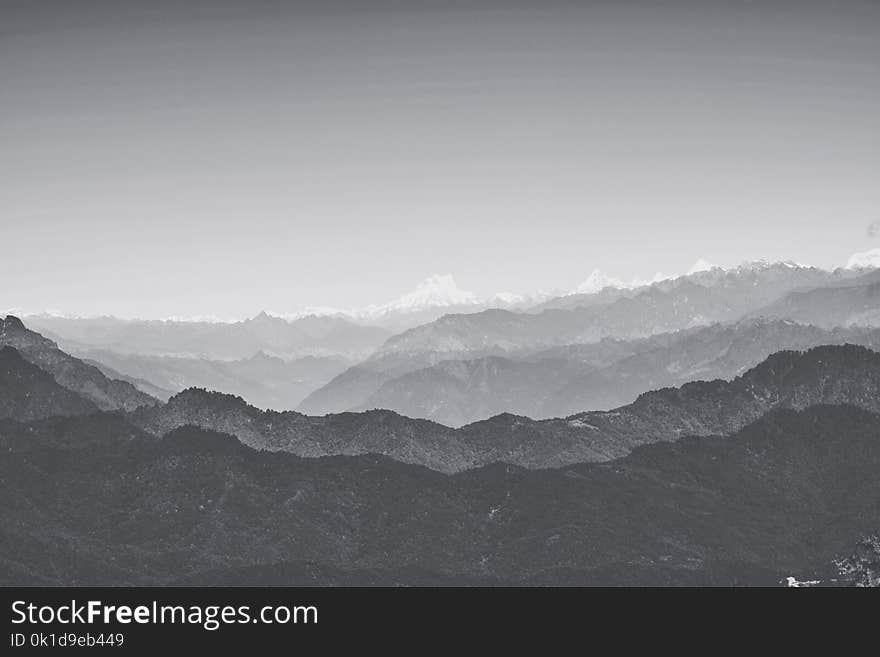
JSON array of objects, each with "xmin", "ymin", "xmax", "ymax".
[
  {"xmin": 24, "ymin": 311, "xmax": 392, "ymax": 360},
  {"xmin": 750, "ymin": 268, "xmax": 880, "ymax": 328},
  {"xmin": 300, "ymin": 262, "xmax": 880, "ymax": 419},
  {"xmin": 7, "ymin": 315, "xmax": 880, "ymax": 475},
  {"xmin": 22, "ymin": 261, "xmax": 877, "ymax": 425},
  {"xmin": 371, "ymin": 262, "xmax": 857, "ymax": 359}
]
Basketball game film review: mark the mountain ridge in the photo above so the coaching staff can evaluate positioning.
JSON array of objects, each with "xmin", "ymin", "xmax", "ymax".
[
  {"xmin": 130, "ymin": 344, "xmax": 880, "ymax": 472},
  {"xmin": 3, "ymin": 404, "xmax": 879, "ymax": 585},
  {"xmin": 1, "ymin": 316, "xmax": 157, "ymax": 412},
  {"xmin": 304, "ymin": 319, "xmax": 880, "ymax": 422},
  {"xmin": 0, "ymin": 346, "xmax": 99, "ymax": 421}
]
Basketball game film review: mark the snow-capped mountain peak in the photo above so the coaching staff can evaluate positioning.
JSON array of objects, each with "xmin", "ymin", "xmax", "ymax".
[
  {"xmin": 846, "ymin": 248, "xmax": 880, "ymax": 270},
  {"xmin": 364, "ymin": 274, "xmax": 479, "ymax": 316},
  {"xmin": 731, "ymin": 259, "xmax": 812, "ymax": 273},
  {"xmin": 629, "ymin": 271, "xmax": 674, "ymax": 287},
  {"xmin": 687, "ymin": 258, "xmax": 717, "ymax": 275},
  {"xmin": 574, "ymin": 269, "xmax": 626, "ymax": 294},
  {"xmin": 487, "ymin": 291, "xmax": 527, "ymax": 305}
]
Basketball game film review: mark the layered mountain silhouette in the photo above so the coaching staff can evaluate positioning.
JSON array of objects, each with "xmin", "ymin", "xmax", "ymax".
[
  {"xmin": 300, "ymin": 263, "xmax": 867, "ymax": 416},
  {"xmin": 128, "ymin": 344, "xmax": 880, "ymax": 471},
  {"xmin": 538, "ymin": 319, "xmax": 880, "ymax": 418},
  {"xmin": 81, "ymin": 348, "xmax": 350, "ymax": 410},
  {"xmin": 752, "ymin": 269, "xmax": 880, "ymax": 328},
  {"xmin": 297, "ymin": 315, "xmax": 647, "ymax": 415},
  {"xmin": 27, "ymin": 262, "xmax": 873, "ymax": 421},
  {"xmin": 3, "ymin": 313, "xmax": 880, "ymax": 585},
  {"xmin": 305, "ymin": 320, "xmax": 880, "ymax": 423},
  {"xmin": 356, "ymin": 356, "xmax": 587, "ymax": 427},
  {"xmin": 377, "ymin": 263, "xmax": 857, "ymax": 357},
  {"xmin": 3, "ymin": 404, "xmax": 878, "ymax": 585},
  {"xmin": 0, "ymin": 316, "xmax": 156, "ymax": 412},
  {"xmin": 6, "ymin": 317, "xmax": 880, "ymax": 474}
]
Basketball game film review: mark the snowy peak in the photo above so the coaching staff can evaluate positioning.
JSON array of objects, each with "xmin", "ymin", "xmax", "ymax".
[
  {"xmin": 554, "ymin": 259, "xmax": 822, "ymax": 304},
  {"xmin": 732, "ymin": 259, "xmax": 809, "ymax": 272},
  {"xmin": 487, "ymin": 291, "xmax": 527, "ymax": 305},
  {"xmin": 366, "ymin": 274, "xmax": 479, "ymax": 315},
  {"xmin": 281, "ymin": 275, "xmax": 534, "ymax": 323},
  {"xmin": 570, "ymin": 269, "xmax": 673, "ymax": 295},
  {"xmin": 574, "ymin": 270, "xmax": 626, "ymax": 294},
  {"xmin": 249, "ymin": 311, "xmax": 275, "ymax": 323},
  {"xmin": 846, "ymin": 248, "xmax": 880, "ymax": 270},
  {"xmin": 685, "ymin": 258, "xmax": 817, "ymax": 279},
  {"xmin": 687, "ymin": 258, "xmax": 717, "ymax": 275}
]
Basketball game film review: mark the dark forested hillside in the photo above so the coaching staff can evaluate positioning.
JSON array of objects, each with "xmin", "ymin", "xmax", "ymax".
[
  {"xmin": 2, "ymin": 405, "xmax": 878, "ymax": 586},
  {"xmin": 0, "ymin": 347, "xmax": 98, "ymax": 421}
]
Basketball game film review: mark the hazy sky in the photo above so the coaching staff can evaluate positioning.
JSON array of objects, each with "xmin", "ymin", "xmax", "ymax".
[{"xmin": 2, "ymin": 0, "xmax": 879, "ymax": 318}]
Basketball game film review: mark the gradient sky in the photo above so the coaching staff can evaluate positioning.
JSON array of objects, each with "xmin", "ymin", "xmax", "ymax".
[{"xmin": 2, "ymin": 0, "xmax": 879, "ymax": 318}]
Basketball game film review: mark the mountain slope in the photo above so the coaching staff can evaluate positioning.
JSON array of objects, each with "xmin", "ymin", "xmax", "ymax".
[
  {"xmin": 462, "ymin": 344, "xmax": 880, "ymax": 468},
  {"xmin": 752, "ymin": 269, "xmax": 880, "ymax": 328},
  {"xmin": 130, "ymin": 388, "xmax": 472, "ymax": 473},
  {"xmin": 297, "ymin": 364, "xmax": 395, "ymax": 416},
  {"xmin": 3, "ymin": 404, "xmax": 879, "ymax": 585},
  {"xmin": 356, "ymin": 356, "xmax": 587, "ymax": 427},
  {"xmin": 1, "ymin": 316, "xmax": 156, "ymax": 411},
  {"xmin": 297, "ymin": 323, "xmax": 646, "ymax": 416},
  {"xmin": 0, "ymin": 347, "xmax": 97, "ymax": 421},
  {"xmin": 541, "ymin": 320, "xmax": 880, "ymax": 418}
]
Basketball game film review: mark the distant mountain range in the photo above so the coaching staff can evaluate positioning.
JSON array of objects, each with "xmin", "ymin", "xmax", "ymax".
[
  {"xmin": 355, "ymin": 320, "xmax": 880, "ymax": 426},
  {"xmin": 19, "ymin": 274, "xmax": 536, "ymax": 347},
  {"xmin": 20, "ymin": 261, "xmax": 877, "ymax": 423},
  {"xmin": 529, "ymin": 260, "xmax": 848, "ymax": 313},
  {"xmin": 749, "ymin": 268, "xmax": 880, "ymax": 328},
  {"xmin": 375, "ymin": 262, "xmax": 856, "ymax": 358},
  {"xmin": 3, "ymin": 403, "xmax": 878, "ymax": 585},
  {"xmin": 81, "ymin": 349, "xmax": 351, "ymax": 410},
  {"xmin": 261, "ymin": 274, "xmax": 551, "ymax": 331},
  {"xmin": 299, "ymin": 263, "xmax": 877, "ymax": 417},
  {"xmin": 24, "ymin": 312, "xmax": 392, "ymax": 360}
]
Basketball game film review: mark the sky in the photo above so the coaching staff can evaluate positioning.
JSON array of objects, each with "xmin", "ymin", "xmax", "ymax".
[{"xmin": 2, "ymin": 0, "xmax": 879, "ymax": 318}]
